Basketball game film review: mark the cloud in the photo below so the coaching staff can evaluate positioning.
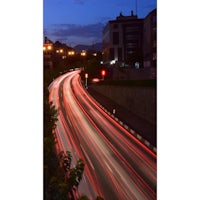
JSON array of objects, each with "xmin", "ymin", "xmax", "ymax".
[{"xmin": 45, "ymin": 23, "xmax": 105, "ymax": 45}]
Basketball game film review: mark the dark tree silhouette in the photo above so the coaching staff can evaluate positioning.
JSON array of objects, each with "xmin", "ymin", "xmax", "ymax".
[
  {"xmin": 78, "ymin": 195, "xmax": 90, "ymax": 200},
  {"xmin": 44, "ymin": 56, "xmax": 104, "ymax": 200},
  {"xmin": 58, "ymin": 151, "xmax": 85, "ymax": 195}
]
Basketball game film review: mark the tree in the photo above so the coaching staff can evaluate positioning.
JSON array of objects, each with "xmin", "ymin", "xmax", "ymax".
[
  {"xmin": 75, "ymin": 159, "xmax": 85, "ymax": 187},
  {"xmin": 68, "ymin": 159, "xmax": 84, "ymax": 190},
  {"xmin": 96, "ymin": 196, "xmax": 104, "ymax": 200},
  {"xmin": 58, "ymin": 151, "xmax": 72, "ymax": 182},
  {"xmin": 44, "ymin": 100, "xmax": 58, "ymax": 137},
  {"xmin": 78, "ymin": 195, "xmax": 90, "ymax": 200},
  {"xmin": 43, "ymin": 63, "xmax": 104, "ymax": 200},
  {"xmin": 57, "ymin": 183, "xmax": 69, "ymax": 200},
  {"xmin": 59, "ymin": 151, "xmax": 85, "ymax": 192}
]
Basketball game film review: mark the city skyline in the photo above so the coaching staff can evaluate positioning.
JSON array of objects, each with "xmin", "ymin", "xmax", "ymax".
[{"xmin": 44, "ymin": 0, "xmax": 156, "ymax": 46}]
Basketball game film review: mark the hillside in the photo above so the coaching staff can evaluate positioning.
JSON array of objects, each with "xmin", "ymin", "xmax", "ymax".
[{"xmin": 74, "ymin": 42, "xmax": 102, "ymax": 53}]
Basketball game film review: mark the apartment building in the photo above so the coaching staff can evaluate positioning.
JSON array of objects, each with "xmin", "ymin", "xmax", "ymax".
[
  {"xmin": 102, "ymin": 9, "xmax": 157, "ymax": 69},
  {"xmin": 143, "ymin": 9, "xmax": 157, "ymax": 68},
  {"xmin": 102, "ymin": 11, "xmax": 143, "ymax": 67}
]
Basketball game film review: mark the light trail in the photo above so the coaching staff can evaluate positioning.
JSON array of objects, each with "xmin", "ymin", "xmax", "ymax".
[{"xmin": 49, "ymin": 70, "xmax": 157, "ymax": 199}]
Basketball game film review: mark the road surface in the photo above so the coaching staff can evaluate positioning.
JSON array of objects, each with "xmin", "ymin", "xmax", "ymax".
[{"xmin": 49, "ymin": 70, "xmax": 157, "ymax": 200}]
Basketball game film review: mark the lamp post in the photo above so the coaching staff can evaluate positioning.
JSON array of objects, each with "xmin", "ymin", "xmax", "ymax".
[
  {"xmin": 43, "ymin": 43, "xmax": 53, "ymax": 68},
  {"xmin": 68, "ymin": 50, "xmax": 75, "ymax": 56},
  {"xmin": 85, "ymin": 73, "xmax": 88, "ymax": 89},
  {"xmin": 101, "ymin": 70, "xmax": 106, "ymax": 80},
  {"xmin": 81, "ymin": 50, "xmax": 87, "ymax": 70}
]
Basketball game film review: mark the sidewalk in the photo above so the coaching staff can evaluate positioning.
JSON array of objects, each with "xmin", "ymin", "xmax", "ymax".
[{"xmin": 87, "ymin": 87, "xmax": 156, "ymax": 147}]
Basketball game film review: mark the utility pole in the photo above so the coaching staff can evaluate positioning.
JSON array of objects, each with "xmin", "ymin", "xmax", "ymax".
[{"xmin": 85, "ymin": 73, "xmax": 88, "ymax": 89}]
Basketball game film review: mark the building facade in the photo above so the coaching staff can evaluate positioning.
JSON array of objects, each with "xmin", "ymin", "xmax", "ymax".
[
  {"xmin": 43, "ymin": 37, "xmax": 54, "ymax": 68},
  {"xmin": 102, "ymin": 11, "xmax": 143, "ymax": 67},
  {"xmin": 143, "ymin": 9, "xmax": 157, "ymax": 68},
  {"xmin": 102, "ymin": 9, "xmax": 157, "ymax": 69}
]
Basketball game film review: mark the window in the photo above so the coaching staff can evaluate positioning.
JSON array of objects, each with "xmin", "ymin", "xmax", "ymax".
[
  {"xmin": 114, "ymin": 24, "xmax": 118, "ymax": 29},
  {"xmin": 113, "ymin": 32, "xmax": 119, "ymax": 45},
  {"xmin": 109, "ymin": 48, "xmax": 114, "ymax": 60},
  {"xmin": 118, "ymin": 48, "xmax": 122, "ymax": 61}
]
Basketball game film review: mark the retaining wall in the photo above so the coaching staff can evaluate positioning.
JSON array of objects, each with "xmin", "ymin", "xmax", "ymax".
[{"xmin": 90, "ymin": 85, "xmax": 156, "ymax": 125}]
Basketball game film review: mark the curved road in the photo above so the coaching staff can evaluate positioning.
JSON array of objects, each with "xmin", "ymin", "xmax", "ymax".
[{"xmin": 49, "ymin": 70, "xmax": 157, "ymax": 200}]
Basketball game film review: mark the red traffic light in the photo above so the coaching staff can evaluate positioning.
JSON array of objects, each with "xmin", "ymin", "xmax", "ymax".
[{"xmin": 101, "ymin": 70, "xmax": 106, "ymax": 76}]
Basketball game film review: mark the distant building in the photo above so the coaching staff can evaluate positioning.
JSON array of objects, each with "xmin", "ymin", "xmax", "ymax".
[
  {"xmin": 43, "ymin": 37, "xmax": 77, "ymax": 68},
  {"xmin": 102, "ymin": 9, "xmax": 157, "ymax": 69},
  {"xmin": 143, "ymin": 9, "xmax": 157, "ymax": 68},
  {"xmin": 43, "ymin": 37, "xmax": 54, "ymax": 68},
  {"xmin": 102, "ymin": 11, "xmax": 143, "ymax": 67}
]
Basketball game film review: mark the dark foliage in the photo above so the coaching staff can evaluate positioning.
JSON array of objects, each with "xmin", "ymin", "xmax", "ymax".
[{"xmin": 44, "ymin": 53, "xmax": 104, "ymax": 200}]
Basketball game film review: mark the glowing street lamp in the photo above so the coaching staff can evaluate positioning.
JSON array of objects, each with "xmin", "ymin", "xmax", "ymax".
[
  {"xmin": 81, "ymin": 50, "xmax": 86, "ymax": 56},
  {"xmin": 85, "ymin": 73, "xmax": 88, "ymax": 89},
  {"xmin": 43, "ymin": 43, "xmax": 53, "ymax": 55},
  {"xmin": 68, "ymin": 50, "xmax": 75, "ymax": 56},
  {"xmin": 43, "ymin": 43, "xmax": 53, "ymax": 52},
  {"xmin": 47, "ymin": 45, "xmax": 52, "ymax": 50}
]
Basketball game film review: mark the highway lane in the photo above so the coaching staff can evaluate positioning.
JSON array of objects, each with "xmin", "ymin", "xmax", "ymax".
[{"xmin": 49, "ymin": 70, "xmax": 157, "ymax": 199}]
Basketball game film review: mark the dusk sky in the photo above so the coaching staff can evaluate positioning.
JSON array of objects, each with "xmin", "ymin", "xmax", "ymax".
[{"xmin": 44, "ymin": 0, "xmax": 156, "ymax": 46}]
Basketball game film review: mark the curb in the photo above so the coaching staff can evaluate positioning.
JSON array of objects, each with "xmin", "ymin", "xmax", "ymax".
[{"xmin": 99, "ymin": 104, "xmax": 157, "ymax": 154}]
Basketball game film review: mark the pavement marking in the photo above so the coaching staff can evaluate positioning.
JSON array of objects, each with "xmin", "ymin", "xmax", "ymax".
[
  {"xmin": 137, "ymin": 134, "xmax": 142, "ymax": 140},
  {"xmin": 124, "ymin": 124, "xmax": 128, "ymax": 130},
  {"xmin": 97, "ymin": 101, "xmax": 157, "ymax": 154},
  {"xmin": 144, "ymin": 140, "xmax": 150, "ymax": 147}
]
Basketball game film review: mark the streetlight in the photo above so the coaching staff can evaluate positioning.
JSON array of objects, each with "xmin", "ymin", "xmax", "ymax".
[
  {"xmin": 68, "ymin": 50, "xmax": 75, "ymax": 56},
  {"xmin": 47, "ymin": 45, "xmax": 52, "ymax": 50},
  {"xmin": 43, "ymin": 43, "xmax": 53, "ymax": 68},
  {"xmin": 81, "ymin": 50, "xmax": 86, "ymax": 56},
  {"xmin": 85, "ymin": 73, "xmax": 88, "ymax": 89},
  {"xmin": 81, "ymin": 50, "xmax": 87, "ymax": 69},
  {"xmin": 43, "ymin": 43, "xmax": 53, "ymax": 52}
]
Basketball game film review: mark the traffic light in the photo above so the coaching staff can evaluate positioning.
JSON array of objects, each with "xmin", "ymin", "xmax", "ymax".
[
  {"xmin": 101, "ymin": 70, "xmax": 106, "ymax": 80},
  {"xmin": 101, "ymin": 70, "xmax": 106, "ymax": 76}
]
